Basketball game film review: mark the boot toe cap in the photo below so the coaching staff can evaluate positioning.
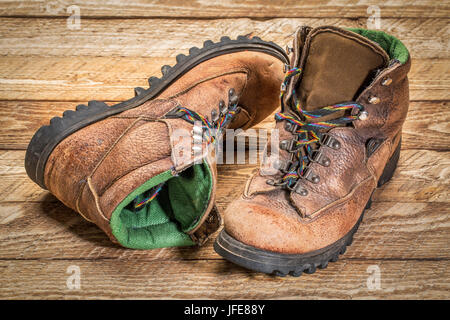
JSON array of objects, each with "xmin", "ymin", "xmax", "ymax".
[{"xmin": 223, "ymin": 196, "xmax": 316, "ymax": 254}]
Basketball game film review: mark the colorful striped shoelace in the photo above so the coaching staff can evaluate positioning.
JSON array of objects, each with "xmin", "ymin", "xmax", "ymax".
[
  {"xmin": 174, "ymin": 105, "xmax": 239, "ymax": 144},
  {"xmin": 133, "ymin": 183, "xmax": 164, "ymax": 210},
  {"xmin": 275, "ymin": 67, "xmax": 363, "ymax": 187},
  {"xmin": 132, "ymin": 102, "xmax": 239, "ymax": 210}
]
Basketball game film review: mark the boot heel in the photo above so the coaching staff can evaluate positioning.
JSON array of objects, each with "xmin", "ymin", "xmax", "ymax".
[{"xmin": 377, "ymin": 139, "xmax": 401, "ymax": 187}]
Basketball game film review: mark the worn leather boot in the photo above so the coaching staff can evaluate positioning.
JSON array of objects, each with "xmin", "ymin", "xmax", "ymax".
[
  {"xmin": 25, "ymin": 36, "xmax": 288, "ymax": 249},
  {"xmin": 215, "ymin": 26, "xmax": 410, "ymax": 275}
]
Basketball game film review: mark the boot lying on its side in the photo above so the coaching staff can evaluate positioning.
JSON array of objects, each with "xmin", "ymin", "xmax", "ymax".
[
  {"xmin": 25, "ymin": 36, "xmax": 288, "ymax": 249},
  {"xmin": 214, "ymin": 26, "xmax": 410, "ymax": 276}
]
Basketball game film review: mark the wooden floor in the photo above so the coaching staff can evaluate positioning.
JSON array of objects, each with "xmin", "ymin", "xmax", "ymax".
[{"xmin": 0, "ymin": 1, "xmax": 449, "ymax": 299}]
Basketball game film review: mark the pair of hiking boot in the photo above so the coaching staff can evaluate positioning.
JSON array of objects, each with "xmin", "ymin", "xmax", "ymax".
[{"xmin": 25, "ymin": 26, "xmax": 410, "ymax": 276}]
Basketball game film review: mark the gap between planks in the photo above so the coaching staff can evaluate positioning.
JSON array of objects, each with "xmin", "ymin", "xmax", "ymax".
[
  {"xmin": 0, "ymin": 0, "xmax": 448, "ymax": 18},
  {"xmin": 0, "ymin": 259, "xmax": 448, "ymax": 299}
]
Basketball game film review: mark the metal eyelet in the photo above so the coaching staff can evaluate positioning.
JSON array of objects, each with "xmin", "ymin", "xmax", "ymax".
[
  {"xmin": 303, "ymin": 168, "xmax": 320, "ymax": 184},
  {"xmin": 358, "ymin": 110, "xmax": 369, "ymax": 121},
  {"xmin": 266, "ymin": 179, "xmax": 287, "ymax": 187},
  {"xmin": 211, "ymin": 109, "xmax": 219, "ymax": 122},
  {"xmin": 381, "ymin": 77, "xmax": 392, "ymax": 86},
  {"xmin": 320, "ymin": 134, "xmax": 341, "ymax": 150},
  {"xmin": 368, "ymin": 96, "xmax": 380, "ymax": 104},
  {"xmin": 284, "ymin": 122, "xmax": 298, "ymax": 133},
  {"xmin": 218, "ymin": 100, "xmax": 226, "ymax": 112},
  {"xmin": 296, "ymin": 187, "xmax": 308, "ymax": 196},
  {"xmin": 366, "ymin": 138, "xmax": 385, "ymax": 157},
  {"xmin": 228, "ymin": 88, "xmax": 238, "ymax": 105},
  {"xmin": 293, "ymin": 181, "xmax": 308, "ymax": 196},
  {"xmin": 308, "ymin": 150, "xmax": 331, "ymax": 167},
  {"xmin": 280, "ymin": 139, "xmax": 299, "ymax": 153},
  {"xmin": 274, "ymin": 159, "xmax": 293, "ymax": 173}
]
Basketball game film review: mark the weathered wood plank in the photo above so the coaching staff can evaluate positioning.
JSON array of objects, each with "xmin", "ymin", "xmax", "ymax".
[
  {"xmin": 0, "ymin": 0, "xmax": 448, "ymax": 18},
  {"xmin": 0, "ymin": 57, "xmax": 447, "ymax": 101},
  {"xmin": 1, "ymin": 149, "xmax": 448, "ymax": 204},
  {"xmin": 215, "ymin": 150, "xmax": 450, "ymax": 204},
  {"xmin": 0, "ymin": 18, "xmax": 447, "ymax": 59},
  {"xmin": 1, "ymin": 149, "xmax": 449, "ymax": 204},
  {"xmin": 0, "ymin": 259, "xmax": 448, "ymax": 299},
  {"xmin": 0, "ymin": 1, "xmax": 447, "ymax": 301},
  {"xmin": 0, "ymin": 57, "xmax": 172, "ymax": 101},
  {"xmin": 251, "ymin": 101, "xmax": 450, "ymax": 152},
  {"xmin": 0, "ymin": 149, "xmax": 448, "ymax": 260},
  {"xmin": 0, "ymin": 201, "xmax": 448, "ymax": 261},
  {"xmin": 0, "ymin": 57, "xmax": 446, "ymax": 101},
  {"xmin": 0, "ymin": 101, "xmax": 448, "ymax": 150}
]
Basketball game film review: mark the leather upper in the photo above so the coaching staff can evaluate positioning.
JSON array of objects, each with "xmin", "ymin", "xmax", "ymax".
[
  {"xmin": 43, "ymin": 51, "xmax": 285, "ymax": 245},
  {"xmin": 223, "ymin": 27, "xmax": 411, "ymax": 254}
]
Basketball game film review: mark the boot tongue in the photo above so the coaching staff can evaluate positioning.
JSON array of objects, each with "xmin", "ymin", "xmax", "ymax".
[{"xmin": 294, "ymin": 27, "xmax": 389, "ymax": 111}]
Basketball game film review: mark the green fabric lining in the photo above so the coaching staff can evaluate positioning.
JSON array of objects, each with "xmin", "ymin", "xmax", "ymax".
[
  {"xmin": 110, "ymin": 163, "xmax": 213, "ymax": 250},
  {"xmin": 347, "ymin": 28, "xmax": 409, "ymax": 64}
]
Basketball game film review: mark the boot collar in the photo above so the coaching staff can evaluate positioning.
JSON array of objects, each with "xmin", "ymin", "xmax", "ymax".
[{"xmin": 283, "ymin": 25, "xmax": 390, "ymax": 112}]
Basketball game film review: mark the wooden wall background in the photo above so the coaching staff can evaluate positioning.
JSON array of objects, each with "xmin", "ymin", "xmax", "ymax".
[{"xmin": 0, "ymin": 0, "xmax": 448, "ymax": 299}]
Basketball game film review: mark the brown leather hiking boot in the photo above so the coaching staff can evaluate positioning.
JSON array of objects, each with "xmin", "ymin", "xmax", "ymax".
[
  {"xmin": 214, "ymin": 26, "xmax": 411, "ymax": 276},
  {"xmin": 25, "ymin": 36, "xmax": 288, "ymax": 249}
]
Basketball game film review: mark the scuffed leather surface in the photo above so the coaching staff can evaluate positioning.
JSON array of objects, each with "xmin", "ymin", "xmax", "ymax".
[
  {"xmin": 289, "ymin": 127, "xmax": 371, "ymax": 217},
  {"xmin": 223, "ymin": 27, "xmax": 410, "ymax": 254},
  {"xmin": 43, "ymin": 50, "xmax": 285, "ymax": 246},
  {"xmin": 225, "ymin": 177, "xmax": 375, "ymax": 254},
  {"xmin": 44, "ymin": 117, "xmax": 137, "ymax": 211},
  {"xmin": 355, "ymin": 58, "xmax": 411, "ymax": 142},
  {"xmin": 159, "ymin": 51, "xmax": 284, "ymax": 129}
]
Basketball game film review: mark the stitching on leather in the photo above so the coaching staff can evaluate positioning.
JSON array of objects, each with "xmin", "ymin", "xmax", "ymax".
[
  {"xmin": 89, "ymin": 117, "xmax": 142, "ymax": 178},
  {"xmin": 243, "ymin": 170, "xmax": 277, "ymax": 199},
  {"xmin": 236, "ymin": 65, "xmax": 257, "ymax": 127},
  {"xmin": 97, "ymin": 120, "xmax": 171, "ymax": 194},
  {"xmin": 75, "ymin": 117, "xmax": 142, "ymax": 219},
  {"xmin": 243, "ymin": 171, "xmax": 258, "ymax": 198},
  {"xmin": 357, "ymin": 61, "xmax": 400, "ymax": 104},
  {"xmin": 161, "ymin": 118, "xmax": 179, "ymax": 168},
  {"xmin": 75, "ymin": 184, "xmax": 94, "ymax": 223},
  {"xmin": 86, "ymin": 176, "xmax": 109, "ymax": 221},
  {"xmin": 110, "ymin": 115, "xmax": 160, "ymax": 121},
  {"xmin": 301, "ymin": 175, "xmax": 375, "ymax": 222},
  {"xmin": 167, "ymin": 69, "xmax": 248, "ymax": 99},
  {"xmin": 366, "ymin": 138, "xmax": 392, "ymax": 179}
]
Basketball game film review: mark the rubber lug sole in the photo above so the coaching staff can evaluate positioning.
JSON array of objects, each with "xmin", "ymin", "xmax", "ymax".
[
  {"xmin": 214, "ymin": 140, "xmax": 402, "ymax": 276},
  {"xmin": 25, "ymin": 36, "xmax": 289, "ymax": 189}
]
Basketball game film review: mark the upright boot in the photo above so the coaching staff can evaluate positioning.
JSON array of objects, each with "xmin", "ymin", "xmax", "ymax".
[
  {"xmin": 25, "ymin": 36, "xmax": 288, "ymax": 249},
  {"xmin": 215, "ymin": 26, "xmax": 410, "ymax": 275}
]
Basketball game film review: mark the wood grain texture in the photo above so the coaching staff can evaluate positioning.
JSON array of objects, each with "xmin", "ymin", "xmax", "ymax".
[
  {"xmin": 0, "ymin": 259, "xmax": 448, "ymax": 299},
  {"xmin": 0, "ymin": 101, "xmax": 448, "ymax": 150},
  {"xmin": 0, "ymin": 201, "xmax": 448, "ymax": 261},
  {"xmin": 0, "ymin": 57, "xmax": 447, "ymax": 101},
  {"xmin": 1, "ymin": 149, "xmax": 448, "ymax": 203},
  {"xmin": 1, "ymin": 0, "xmax": 449, "ymax": 18},
  {"xmin": 0, "ymin": 149, "xmax": 448, "ymax": 261},
  {"xmin": 0, "ymin": 1, "xmax": 448, "ymax": 300},
  {"xmin": 0, "ymin": 18, "xmax": 447, "ymax": 59}
]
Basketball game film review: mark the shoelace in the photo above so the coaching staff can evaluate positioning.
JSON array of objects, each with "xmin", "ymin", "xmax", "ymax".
[
  {"xmin": 175, "ymin": 103, "xmax": 239, "ymax": 144},
  {"xmin": 132, "ymin": 88, "xmax": 240, "ymax": 210},
  {"xmin": 268, "ymin": 68, "xmax": 366, "ymax": 193},
  {"xmin": 166, "ymin": 88, "xmax": 240, "ymax": 144},
  {"xmin": 133, "ymin": 183, "xmax": 164, "ymax": 209}
]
